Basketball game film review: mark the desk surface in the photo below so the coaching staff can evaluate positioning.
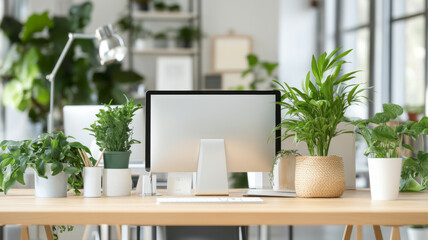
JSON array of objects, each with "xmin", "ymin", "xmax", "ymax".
[{"xmin": 0, "ymin": 189, "xmax": 428, "ymax": 226}]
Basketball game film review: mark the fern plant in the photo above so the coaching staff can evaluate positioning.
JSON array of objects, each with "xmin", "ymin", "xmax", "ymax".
[
  {"xmin": 274, "ymin": 48, "xmax": 367, "ymax": 156},
  {"xmin": 86, "ymin": 98, "xmax": 142, "ymax": 152}
]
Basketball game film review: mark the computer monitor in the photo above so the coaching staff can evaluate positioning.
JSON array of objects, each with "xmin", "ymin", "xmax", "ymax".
[
  {"xmin": 146, "ymin": 91, "xmax": 280, "ymax": 195},
  {"xmin": 63, "ymin": 105, "xmax": 145, "ymax": 164}
]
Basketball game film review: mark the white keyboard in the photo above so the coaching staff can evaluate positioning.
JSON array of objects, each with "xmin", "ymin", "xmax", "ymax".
[{"xmin": 157, "ymin": 197, "xmax": 264, "ymax": 204}]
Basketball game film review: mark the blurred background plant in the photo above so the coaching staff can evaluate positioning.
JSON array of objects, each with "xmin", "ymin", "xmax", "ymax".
[
  {"xmin": 0, "ymin": 2, "xmax": 144, "ymax": 130},
  {"xmin": 237, "ymin": 53, "xmax": 278, "ymax": 90}
]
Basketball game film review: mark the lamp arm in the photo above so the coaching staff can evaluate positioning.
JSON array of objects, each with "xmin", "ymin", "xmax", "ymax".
[{"xmin": 46, "ymin": 33, "xmax": 97, "ymax": 133}]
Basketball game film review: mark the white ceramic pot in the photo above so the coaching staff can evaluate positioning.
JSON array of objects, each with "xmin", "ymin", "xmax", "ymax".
[
  {"xmin": 368, "ymin": 158, "xmax": 402, "ymax": 200},
  {"xmin": 272, "ymin": 155, "xmax": 296, "ymax": 191},
  {"xmin": 407, "ymin": 227, "xmax": 428, "ymax": 240},
  {"xmin": 84, "ymin": 167, "xmax": 102, "ymax": 198},
  {"xmin": 34, "ymin": 163, "xmax": 68, "ymax": 198},
  {"xmin": 103, "ymin": 169, "xmax": 132, "ymax": 197}
]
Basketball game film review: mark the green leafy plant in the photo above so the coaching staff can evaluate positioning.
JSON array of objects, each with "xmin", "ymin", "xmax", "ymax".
[
  {"xmin": 269, "ymin": 150, "xmax": 299, "ymax": 186},
  {"xmin": 239, "ymin": 54, "xmax": 278, "ymax": 90},
  {"xmin": 0, "ymin": 2, "xmax": 144, "ymax": 127},
  {"xmin": 0, "ymin": 131, "xmax": 92, "ymax": 194},
  {"xmin": 405, "ymin": 105, "xmax": 425, "ymax": 114},
  {"xmin": 176, "ymin": 26, "xmax": 200, "ymax": 42},
  {"xmin": 115, "ymin": 16, "xmax": 151, "ymax": 40},
  {"xmin": 352, "ymin": 104, "xmax": 428, "ymax": 191},
  {"xmin": 154, "ymin": 32, "xmax": 168, "ymax": 40},
  {"xmin": 401, "ymin": 150, "xmax": 428, "ymax": 191},
  {"xmin": 168, "ymin": 3, "xmax": 181, "ymax": 11},
  {"xmin": 352, "ymin": 104, "xmax": 428, "ymax": 158},
  {"xmin": 274, "ymin": 48, "xmax": 366, "ymax": 156},
  {"xmin": 154, "ymin": 1, "xmax": 167, "ymax": 11},
  {"xmin": 86, "ymin": 98, "xmax": 142, "ymax": 152}
]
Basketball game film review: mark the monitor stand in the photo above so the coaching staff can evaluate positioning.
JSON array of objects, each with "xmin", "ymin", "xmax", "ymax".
[{"xmin": 195, "ymin": 139, "xmax": 229, "ymax": 196}]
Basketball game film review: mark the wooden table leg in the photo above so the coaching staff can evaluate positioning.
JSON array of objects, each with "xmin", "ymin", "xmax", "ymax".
[
  {"xmin": 82, "ymin": 225, "xmax": 90, "ymax": 240},
  {"xmin": 342, "ymin": 225, "xmax": 353, "ymax": 240},
  {"xmin": 20, "ymin": 225, "xmax": 29, "ymax": 240},
  {"xmin": 43, "ymin": 225, "xmax": 54, "ymax": 240},
  {"xmin": 390, "ymin": 226, "xmax": 401, "ymax": 240},
  {"xmin": 356, "ymin": 225, "xmax": 363, "ymax": 240},
  {"xmin": 373, "ymin": 225, "xmax": 383, "ymax": 240},
  {"xmin": 115, "ymin": 225, "xmax": 121, "ymax": 240}
]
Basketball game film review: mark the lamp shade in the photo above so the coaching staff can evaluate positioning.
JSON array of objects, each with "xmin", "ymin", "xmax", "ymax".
[{"xmin": 96, "ymin": 24, "xmax": 127, "ymax": 65}]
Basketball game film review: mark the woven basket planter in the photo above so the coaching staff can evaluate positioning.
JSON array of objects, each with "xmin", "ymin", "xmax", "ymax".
[{"xmin": 295, "ymin": 155, "xmax": 345, "ymax": 198}]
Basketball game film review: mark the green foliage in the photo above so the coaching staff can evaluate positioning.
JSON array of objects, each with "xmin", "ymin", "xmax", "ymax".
[
  {"xmin": 176, "ymin": 26, "xmax": 201, "ymax": 41},
  {"xmin": 93, "ymin": 63, "xmax": 144, "ymax": 105},
  {"xmin": 401, "ymin": 151, "xmax": 428, "ymax": 192},
  {"xmin": 0, "ymin": 2, "xmax": 143, "ymax": 126},
  {"xmin": 52, "ymin": 225, "xmax": 74, "ymax": 240},
  {"xmin": 154, "ymin": 32, "xmax": 168, "ymax": 40},
  {"xmin": 0, "ymin": 131, "xmax": 92, "ymax": 194},
  {"xmin": 115, "ymin": 16, "xmax": 151, "ymax": 39},
  {"xmin": 86, "ymin": 98, "xmax": 142, "ymax": 152},
  {"xmin": 275, "ymin": 48, "xmax": 365, "ymax": 156},
  {"xmin": 352, "ymin": 104, "xmax": 428, "ymax": 158},
  {"xmin": 239, "ymin": 54, "xmax": 278, "ymax": 90},
  {"xmin": 168, "ymin": 4, "xmax": 181, "ymax": 11},
  {"xmin": 154, "ymin": 1, "xmax": 167, "ymax": 10}
]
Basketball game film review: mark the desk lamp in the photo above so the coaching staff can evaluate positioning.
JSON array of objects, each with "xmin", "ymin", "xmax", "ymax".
[{"xmin": 46, "ymin": 24, "xmax": 127, "ymax": 132}]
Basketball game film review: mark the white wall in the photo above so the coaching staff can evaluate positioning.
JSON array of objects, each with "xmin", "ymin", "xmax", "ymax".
[{"xmin": 278, "ymin": 0, "xmax": 317, "ymax": 88}]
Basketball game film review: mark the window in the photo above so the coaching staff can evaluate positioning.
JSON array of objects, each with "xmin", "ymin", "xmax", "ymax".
[
  {"xmin": 390, "ymin": 0, "xmax": 426, "ymax": 112},
  {"xmin": 337, "ymin": 0, "xmax": 372, "ymax": 119}
]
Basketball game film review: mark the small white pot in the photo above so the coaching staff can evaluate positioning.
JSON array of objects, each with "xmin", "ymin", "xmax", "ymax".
[
  {"xmin": 368, "ymin": 158, "xmax": 402, "ymax": 200},
  {"xmin": 34, "ymin": 163, "xmax": 68, "ymax": 198},
  {"xmin": 84, "ymin": 167, "xmax": 102, "ymax": 198},
  {"xmin": 103, "ymin": 169, "xmax": 132, "ymax": 197},
  {"xmin": 407, "ymin": 227, "xmax": 428, "ymax": 240},
  {"xmin": 272, "ymin": 155, "xmax": 296, "ymax": 191}
]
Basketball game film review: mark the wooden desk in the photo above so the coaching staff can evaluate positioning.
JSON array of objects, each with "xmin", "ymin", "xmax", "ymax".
[{"xmin": 0, "ymin": 189, "xmax": 427, "ymax": 226}]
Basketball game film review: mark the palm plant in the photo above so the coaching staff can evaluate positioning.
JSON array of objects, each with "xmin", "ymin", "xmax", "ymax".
[{"xmin": 274, "ymin": 48, "xmax": 367, "ymax": 156}]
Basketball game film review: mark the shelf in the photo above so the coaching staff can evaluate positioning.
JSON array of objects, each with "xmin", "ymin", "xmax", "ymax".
[
  {"xmin": 132, "ymin": 11, "xmax": 198, "ymax": 21},
  {"xmin": 132, "ymin": 48, "xmax": 198, "ymax": 55}
]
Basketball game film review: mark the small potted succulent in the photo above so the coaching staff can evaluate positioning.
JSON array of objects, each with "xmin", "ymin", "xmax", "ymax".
[
  {"xmin": 154, "ymin": 32, "xmax": 168, "ymax": 48},
  {"xmin": 352, "ymin": 105, "xmax": 428, "ymax": 200},
  {"xmin": 176, "ymin": 26, "xmax": 200, "ymax": 48},
  {"xmin": 0, "ymin": 131, "xmax": 90, "ymax": 197},
  {"xmin": 168, "ymin": 3, "xmax": 181, "ymax": 12},
  {"xmin": 270, "ymin": 150, "xmax": 299, "ymax": 191},
  {"xmin": 86, "ymin": 98, "xmax": 142, "ymax": 169},
  {"xmin": 153, "ymin": 1, "xmax": 166, "ymax": 12},
  {"xmin": 274, "ymin": 48, "xmax": 366, "ymax": 198}
]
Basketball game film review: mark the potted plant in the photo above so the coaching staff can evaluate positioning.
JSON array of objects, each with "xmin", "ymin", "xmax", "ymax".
[
  {"xmin": 86, "ymin": 98, "xmax": 142, "ymax": 169},
  {"xmin": 176, "ymin": 26, "xmax": 200, "ymax": 48},
  {"xmin": 116, "ymin": 16, "xmax": 152, "ymax": 50},
  {"xmin": 133, "ymin": 0, "xmax": 151, "ymax": 11},
  {"xmin": 154, "ymin": 32, "xmax": 168, "ymax": 48},
  {"xmin": 404, "ymin": 105, "xmax": 424, "ymax": 122},
  {"xmin": 153, "ymin": 1, "xmax": 166, "ymax": 12},
  {"xmin": 352, "ymin": 105, "xmax": 428, "ymax": 200},
  {"xmin": 407, "ymin": 225, "xmax": 428, "ymax": 240},
  {"xmin": 0, "ymin": 131, "xmax": 90, "ymax": 197},
  {"xmin": 168, "ymin": 3, "xmax": 181, "ymax": 12},
  {"xmin": 274, "ymin": 48, "xmax": 365, "ymax": 198},
  {"xmin": 270, "ymin": 150, "xmax": 299, "ymax": 191}
]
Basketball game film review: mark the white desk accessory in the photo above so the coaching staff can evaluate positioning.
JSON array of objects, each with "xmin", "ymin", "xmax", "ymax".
[
  {"xmin": 157, "ymin": 197, "xmax": 263, "ymax": 204},
  {"xmin": 83, "ymin": 167, "xmax": 102, "ymax": 197},
  {"xmin": 167, "ymin": 172, "xmax": 193, "ymax": 195},
  {"xmin": 103, "ymin": 169, "xmax": 132, "ymax": 197}
]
